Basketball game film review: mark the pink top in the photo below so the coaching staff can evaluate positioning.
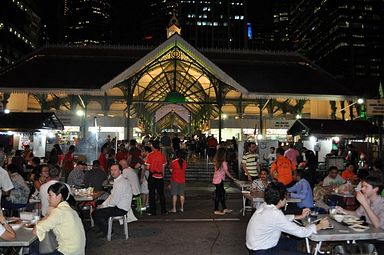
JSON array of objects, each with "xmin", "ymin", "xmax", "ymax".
[
  {"xmin": 212, "ymin": 161, "xmax": 228, "ymax": 184},
  {"xmin": 284, "ymin": 148, "xmax": 299, "ymax": 165}
]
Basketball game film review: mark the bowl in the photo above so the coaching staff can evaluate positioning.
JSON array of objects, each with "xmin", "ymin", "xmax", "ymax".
[
  {"xmin": 10, "ymin": 223, "xmax": 23, "ymax": 231},
  {"xmin": 333, "ymin": 214, "xmax": 344, "ymax": 222}
]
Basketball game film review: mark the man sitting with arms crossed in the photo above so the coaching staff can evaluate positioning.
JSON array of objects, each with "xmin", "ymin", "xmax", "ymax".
[{"xmin": 246, "ymin": 182, "xmax": 329, "ymax": 255}]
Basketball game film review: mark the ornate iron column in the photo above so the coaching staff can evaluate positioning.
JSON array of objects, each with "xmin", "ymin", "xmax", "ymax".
[
  {"xmin": 125, "ymin": 81, "xmax": 132, "ymax": 140},
  {"xmin": 217, "ymin": 82, "xmax": 223, "ymax": 142}
]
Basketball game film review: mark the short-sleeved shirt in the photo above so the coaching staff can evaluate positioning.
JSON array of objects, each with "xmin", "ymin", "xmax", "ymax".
[
  {"xmin": 170, "ymin": 159, "xmax": 187, "ymax": 184},
  {"xmin": 212, "ymin": 161, "xmax": 228, "ymax": 184},
  {"xmin": 356, "ymin": 196, "xmax": 384, "ymax": 229},
  {"xmin": 67, "ymin": 168, "xmax": 85, "ymax": 187},
  {"xmin": 270, "ymin": 156, "xmax": 296, "ymax": 186},
  {"xmin": 146, "ymin": 150, "xmax": 166, "ymax": 179},
  {"xmin": 284, "ymin": 148, "xmax": 299, "ymax": 166},
  {"xmin": 160, "ymin": 135, "xmax": 171, "ymax": 146},
  {"xmin": 0, "ymin": 224, "xmax": 5, "ymax": 236},
  {"xmin": 341, "ymin": 169, "xmax": 356, "ymax": 182},
  {"xmin": 40, "ymin": 180, "xmax": 59, "ymax": 216},
  {"xmin": 9, "ymin": 172, "xmax": 30, "ymax": 204},
  {"xmin": 0, "ymin": 166, "xmax": 14, "ymax": 208},
  {"xmin": 322, "ymin": 175, "xmax": 345, "ymax": 187},
  {"xmin": 128, "ymin": 147, "xmax": 143, "ymax": 168},
  {"xmin": 83, "ymin": 168, "xmax": 107, "ymax": 191},
  {"xmin": 63, "ymin": 152, "xmax": 74, "ymax": 171},
  {"xmin": 242, "ymin": 152, "xmax": 259, "ymax": 177}
]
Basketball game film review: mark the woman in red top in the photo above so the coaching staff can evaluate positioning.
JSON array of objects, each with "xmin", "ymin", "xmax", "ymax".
[
  {"xmin": 98, "ymin": 145, "xmax": 108, "ymax": 173},
  {"xmin": 63, "ymin": 145, "xmax": 75, "ymax": 183},
  {"xmin": 170, "ymin": 150, "xmax": 187, "ymax": 213}
]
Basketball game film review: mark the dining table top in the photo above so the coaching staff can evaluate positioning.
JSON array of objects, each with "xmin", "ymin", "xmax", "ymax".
[
  {"xmin": 0, "ymin": 226, "xmax": 37, "ymax": 247},
  {"xmin": 242, "ymin": 191, "xmax": 301, "ymax": 204},
  {"xmin": 308, "ymin": 214, "xmax": 384, "ymax": 242},
  {"xmin": 74, "ymin": 190, "xmax": 104, "ymax": 202}
]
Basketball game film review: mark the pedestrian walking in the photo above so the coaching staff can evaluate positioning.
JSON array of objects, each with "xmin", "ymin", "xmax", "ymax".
[{"xmin": 212, "ymin": 147, "xmax": 237, "ymax": 215}]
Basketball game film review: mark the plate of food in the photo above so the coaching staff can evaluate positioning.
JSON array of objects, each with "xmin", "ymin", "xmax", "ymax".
[
  {"xmin": 343, "ymin": 217, "xmax": 364, "ymax": 225},
  {"xmin": 23, "ymin": 223, "xmax": 36, "ymax": 230},
  {"xmin": 343, "ymin": 215, "xmax": 360, "ymax": 221},
  {"xmin": 348, "ymin": 224, "xmax": 370, "ymax": 232}
]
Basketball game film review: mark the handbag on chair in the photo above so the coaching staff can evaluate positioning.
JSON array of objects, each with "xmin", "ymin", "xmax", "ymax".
[{"xmin": 39, "ymin": 230, "xmax": 58, "ymax": 254}]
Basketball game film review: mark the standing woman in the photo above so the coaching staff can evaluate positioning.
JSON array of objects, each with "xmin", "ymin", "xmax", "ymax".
[
  {"xmin": 212, "ymin": 147, "xmax": 237, "ymax": 215},
  {"xmin": 63, "ymin": 145, "xmax": 75, "ymax": 183},
  {"xmin": 170, "ymin": 150, "xmax": 187, "ymax": 213},
  {"xmin": 33, "ymin": 182, "xmax": 86, "ymax": 255}
]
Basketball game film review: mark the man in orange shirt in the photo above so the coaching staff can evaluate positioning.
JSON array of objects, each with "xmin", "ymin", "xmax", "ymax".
[
  {"xmin": 341, "ymin": 162, "xmax": 358, "ymax": 183},
  {"xmin": 270, "ymin": 147, "xmax": 296, "ymax": 186},
  {"xmin": 146, "ymin": 140, "xmax": 167, "ymax": 215}
]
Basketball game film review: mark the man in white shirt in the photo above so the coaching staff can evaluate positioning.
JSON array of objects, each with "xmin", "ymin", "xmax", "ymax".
[
  {"xmin": 40, "ymin": 165, "xmax": 61, "ymax": 216},
  {"xmin": 246, "ymin": 182, "xmax": 329, "ymax": 254},
  {"xmin": 0, "ymin": 166, "xmax": 14, "ymax": 208},
  {"xmin": 322, "ymin": 166, "xmax": 345, "ymax": 187},
  {"xmin": 120, "ymin": 159, "xmax": 141, "ymax": 196},
  {"xmin": 92, "ymin": 163, "xmax": 132, "ymax": 236}
]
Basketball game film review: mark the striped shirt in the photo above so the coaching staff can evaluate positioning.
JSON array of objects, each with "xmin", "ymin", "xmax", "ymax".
[{"xmin": 242, "ymin": 152, "xmax": 259, "ymax": 177}]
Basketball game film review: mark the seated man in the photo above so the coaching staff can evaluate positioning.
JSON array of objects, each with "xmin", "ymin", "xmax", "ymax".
[
  {"xmin": 84, "ymin": 160, "xmax": 107, "ymax": 191},
  {"xmin": 2, "ymin": 164, "xmax": 30, "ymax": 214},
  {"xmin": 92, "ymin": 163, "xmax": 132, "ymax": 237},
  {"xmin": 40, "ymin": 165, "xmax": 61, "ymax": 217},
  {"xmin": 322, "ymin": 166, "xmax": 345, "ymax": 188},
  {"xmin": 0, "ymin": 212, "xmax": 16, "ymax": 240},
  {"xmin": 336, "ymin": 175, "xmax": 384, "ymax": 250},
  {"xmin": 286, "ymin": 169, "xmax": 314, "ymax": 213},
  {"xmin": 246, "ymin": 182, "xmax": 329, "ymax": 255},
  {"xmin": 341, "ymin": 163, "xmax": 358, "ymax": 183},
  {"xmin": 336, "ymin": 175, "xmax": 384, "ymax": 229},
  {"xmin": 67, "ymin": 161, "xmax": 87, "ymax": 187}
]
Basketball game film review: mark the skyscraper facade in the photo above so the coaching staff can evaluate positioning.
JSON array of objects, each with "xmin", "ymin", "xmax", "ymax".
[
  {"xmin": 64, "ymin": 0, "xmax": 111, "ymax": 45},
  {"xmin": 290, "ymin": 0, "xmax": 384, "ymax": 95},
  {"xmin": 179, "ymin": 0, "xmax": 247, "ymax": 49},
  {"xmin": 145, "ymin": 0, "xmax": 247, "ymax": 49},
  {"xmin": 0, "ymin": 0, "xmax": 41, "ymax": 68}
]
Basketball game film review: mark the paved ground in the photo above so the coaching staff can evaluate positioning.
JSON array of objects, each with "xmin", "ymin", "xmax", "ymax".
[
  {"xmin": 85, "ymin": 182, "xmax": 250, "ymax": 255},
  {"xmin": 83, "ymin": 182, "xmax": 342, "ymax": 255}
]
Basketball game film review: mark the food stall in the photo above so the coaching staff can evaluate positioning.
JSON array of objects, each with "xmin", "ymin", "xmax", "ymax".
[
  {"xmin": 287, "ymin": 118, "xmax": 381, "ymax": 166},
  {"xmin": 0, "ymin": 112, "xmax": 64, "ymax": 158}
]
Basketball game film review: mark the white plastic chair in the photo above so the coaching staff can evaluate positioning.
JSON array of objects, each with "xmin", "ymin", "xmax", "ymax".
[{"xmin": 107, "ymin": 213, "xmax": 129, "ymax": 241}]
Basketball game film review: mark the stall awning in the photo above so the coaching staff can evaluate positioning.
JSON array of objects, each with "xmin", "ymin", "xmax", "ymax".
[
  {"xmin": 287, "ymin": 119, "xmax": 381, "ymax": 137},
  {"xmin": 0, "ymin": 112, "xmax": 64, "ymax": 132}
]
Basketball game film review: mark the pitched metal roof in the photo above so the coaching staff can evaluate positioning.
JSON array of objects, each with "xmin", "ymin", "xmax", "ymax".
[
  {"xmin": 0, "ymin": 36, "xmax": 357, "ymax": 100},
  {"xmin": 0, "ymin": 112, "xmax": 64, "ymax": 132},
  {"xmin": 287, "ymin": 118, "xmax": 380, "ymax": 137}
]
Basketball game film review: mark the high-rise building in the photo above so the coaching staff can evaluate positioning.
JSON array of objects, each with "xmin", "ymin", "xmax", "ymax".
[
  {"xmin": 64, "ymin": 0, "xmax": 111, "ymax": 45},
  {"xmin": 0, "ymin": 0, "xmax": 41, "ymax": 68},
  {"xmin": 40, "ymin": 0, "xmax": 65, "ymax": 44},
  {"xmin": 290, "ymin": 0, "xmax": 384, "ymax": 96},
  {"xmin": 270, "ymin": 0, "xmax": 297, "ymax": 51},
  {"xmin": 145, "ymin": 0, "xmax": 247, "ymax": 49},
  {"xmin": 179, "ymin": 0, "xmax": 247, "ymax": 49}
]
